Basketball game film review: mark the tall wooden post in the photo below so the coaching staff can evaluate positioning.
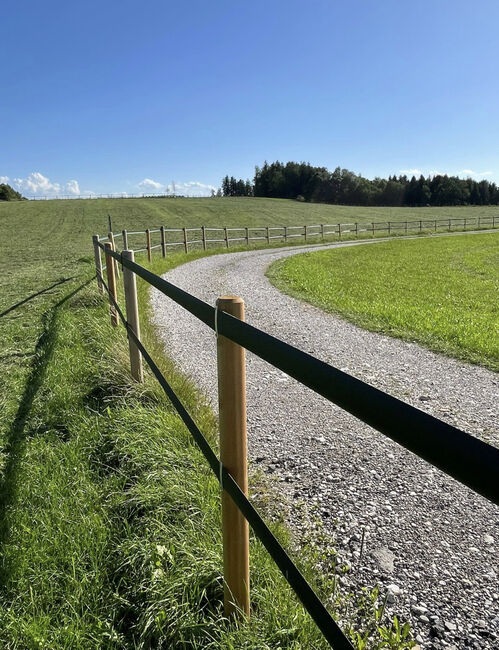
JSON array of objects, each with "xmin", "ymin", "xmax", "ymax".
[
  {"xmin": 320, "ymin": 224, "xmax": 324, "ymax": 241},
  {"xmin": 354, "ymin": 222, "xmax": 358, "ymax": 238},
  {"xmin": 122, "ymin": 229, "xmax": 128, "ymax": 250},
  {"xmin": 108, "ymin": 231, "xmax": 120, "ymax": 278},
  {"xmin": 338, "ymin": 223, "xmax": 341, "ymax": 240},
  {"xmin": 419, "ymin": 220, "xmax": 422, "ymax": 233},
  {"xmin": 104, "ymin": 243, "xmax": 119, "ymax": 327},
  {"xmin": 92, "ymin": 235, "xmax": 104, "ymax": 293},
  {"xmin": 160, "ymin": 226, "xmax": 166, "ymax": 257},
  {"xmin": 266, "ymin": 226, "xmax": 270, "ymax": 245},
  {"xmin": 216, "ymin": 296, "xmax": 249, "ymax": 618},
  {"xmin": 245, "ymin": 227, "xmax": 249, "ymax": 246},
  {"xmin": 122, "ymin": 250, "xmax": 143, "ymax": 382},
  {"xmin": 372, "ymin": 222, "xmax": 375, "ymax": 237},
  {"xmin": 284, "ymin": 226, "xmax": 288, "ymax": 243},
  {"xmin": 304, "ymin": 225, "xmax": 307, "ymax": 242},
  {"xmin": 224, "ymin": 227, "xmax": 229, "ymax": 248},
  {"xmin": 388, "ymin": 221, "xmax": 391, "ymax": 236},
  {"xmin": 405, "ymin": 221, "xmax": 408, "ymax": 234},
  {"xmin": 146, "ymin": 229, "xmax": 151, "ymax": 261},
  {"xmin": 183, "ymin": 227, "xmax": 189, "ymax": 253},
  {"xmin": 464, "ymin": 218, "xmax": 467, "ymax": 231},
  {"xmin": 448, "ymin": 219, "xmax": 451, "ymax": 232},
  {"xmin": 202, "ymin": 226, "xmax": 207, "ymax": 250}
]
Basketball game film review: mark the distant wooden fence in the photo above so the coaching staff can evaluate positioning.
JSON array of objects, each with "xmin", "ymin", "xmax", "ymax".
[{"xmin": 97, "ymin": 215, "xmax": 498, "ymax": 259}]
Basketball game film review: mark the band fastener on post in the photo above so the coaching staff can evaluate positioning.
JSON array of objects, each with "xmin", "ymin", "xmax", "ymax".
[{"xmin": 214, "ymin": 305, "xmax": 219, "ymax": 338}]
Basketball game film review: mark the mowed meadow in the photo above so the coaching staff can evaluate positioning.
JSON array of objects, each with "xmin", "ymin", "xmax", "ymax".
[
  {"xmin": 0, "ymin": 195, "xmax": 498, "ymax": 648},
  {"xmin": 267, "ymin": 233, "xmax": 499, "ymax": 370}
]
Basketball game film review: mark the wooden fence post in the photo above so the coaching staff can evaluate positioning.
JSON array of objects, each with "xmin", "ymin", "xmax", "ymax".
[
  {"xmin": 202, "ymin": 226, "xmax": 207, "ymax": 251},
  {"xmin": 122, "ymin": 229, "xmax": 128, "ymax": 250},
  {"xmin": 122, "ymin": 250, "xmax": 143, "ymax": 382},
  {"xmin": 216, "ymin": 296, "xmax": 250, "ymax": 619},
  {"xmin": 448, "ymin": 219, "xmax": 451, "ymax": 232},
  {"xmin": 388, "ymin": 221, "xmax": 391, "ymax": 236},
  {"xmin": 355, "ymin": 222, "xmax": 358, "ymax": 237},
  {"xmin": 478, "ymin": 216, "xmax": 481, "ymax": 229},
  {"xmin": 160, "ymin": 226, "xmax": 166, "ymax": 257},
  {"xmin": 284, "ymin": 226, "xmax": 288, "ymax": 243},
  {"xmin": 146, "ymin": 229, "xmax": 152, "ymax": 262},
  {"xmin": 320, "ymin": 224, "xmax": 324, "ymax": 240},
  {"xmin": 224, "ymin": 227, "xmax": 229, "ymax": 248},
  {"xmin": 183, "ymin": 227, "xmax": 189, "ymax": 253},
  {"xmin": 304, "ymin": 225, "xmax": 307, "ymax": 242},
  {"xmin": 245, "ymin": 227, "xmax": 249, "ymax": 246},
  {"xmin": 464, "ymin": 218, "xmax": 467, "ymax": 231},
  {"xmin": 92, "ymin": 235, "xmax": 103, "ymax": 293},
  {"xmin": 372, "ymin": 222, "xmax": 375, "ymax": 237},
  {"xmin": 104, "ymin": 243, "xmax": 119, "ymax": 327},
  {"xmin": 108, "ymin": 231, "xmax": 120, "ymax": 278},
  {"xmin": 266, "ymin": 226, "xmax": 270, "ymax": 245},
  {"xmin": 405, "ymin": 221, "xmax": 408, "ymax": 234},
  {"xmin": 419, "ymin": 220, "xmax": 422, "ymax": 233}
]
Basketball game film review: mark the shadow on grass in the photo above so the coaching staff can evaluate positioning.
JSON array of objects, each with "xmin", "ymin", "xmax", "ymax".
[
  {"xmin": 0, "ymin": 277, "xmax": 93, "ymax": 588},
  {"xmin": 0, "ymin": 277, "xmax": 73, "ymax": 318}
]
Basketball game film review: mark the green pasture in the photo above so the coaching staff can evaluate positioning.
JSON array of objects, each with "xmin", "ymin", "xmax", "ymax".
[
  {"xmin": 0, "ymin": 196, "xmax": 426, "ymax": 647},
  {"xmin": 267, "ymin": 233, "xmax": 499, "ymax": 371}
]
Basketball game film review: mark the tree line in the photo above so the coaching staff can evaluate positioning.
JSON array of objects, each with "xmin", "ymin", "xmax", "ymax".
[
  {"xmin": 221, "ymin": 162, "xmax": 499, "ymax": 206},
  {"xmin": 220, "ymin": 176, "xmax": 253, "ymax": 197},
  {"xmin": 0, "ymin": 183, "xmax": 25, "ymax": 201}
]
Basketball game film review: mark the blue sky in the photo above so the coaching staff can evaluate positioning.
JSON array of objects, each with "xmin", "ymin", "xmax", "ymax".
[{"xmin": 1, "ymin": 0, "xmax": 498, "ymax": 197}]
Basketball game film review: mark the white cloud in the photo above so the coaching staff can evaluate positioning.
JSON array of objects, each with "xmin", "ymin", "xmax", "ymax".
[
  {"xmin": 457, "ymin": 169, "xmax": 493, "ymax": 178},
  {"xmin": 65, "ymin": 180, "xmax": 80, "ymax": 195},
  {"xmin": 399, "ymin": 168, "xmax": 495, "ymax": 180},
  {"xmin": 399, "ymin": 168, "xmax": 423, "ymax": 177},
  {"xmin": 137, "ymin": 178, "xmax": 217, "ymax": 197},
  {"xmin": 167, "ymin": 181, "xmax": 216, "ymax": 197},
  {"xmin": 13, "ymin": 172, "xmax": 61, "ymax": 195},
  {"xmin": 138, "ymin": 178, "xmax": 164, "ymax": 191},
  {"xmin": 0, "ymin": 175, "xmax": 9, "ymax": 183},
  {"xmin": 10, "ymin": 172, "xmax": 89, "ymax": 196}
]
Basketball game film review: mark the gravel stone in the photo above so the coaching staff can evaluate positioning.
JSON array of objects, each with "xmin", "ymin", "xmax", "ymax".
[{"xmin": 151, "ymin": 241, "xmax": 499, "ymax": 647}]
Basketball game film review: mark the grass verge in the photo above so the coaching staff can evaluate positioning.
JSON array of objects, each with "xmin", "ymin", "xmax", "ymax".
[
  {"xmin": 0, "ymin": 243, "xmax": 418, "ymax": 648},
  {"xmin": 267, "ymin": 233, "xmax": 499, "ymax": 371}
]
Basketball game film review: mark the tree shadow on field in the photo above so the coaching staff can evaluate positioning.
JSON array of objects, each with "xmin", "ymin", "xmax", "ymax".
[
  {"xmin": 0, "ymin": 277, "xmax": 73, "ymax": 318},
  {"xmin": 0, "ymin": 277, "xmax": 92, "ymax": 588}
]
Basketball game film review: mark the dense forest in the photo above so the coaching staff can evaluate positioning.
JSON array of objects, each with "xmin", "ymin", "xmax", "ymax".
[{"xmin": 222, "ymin": 162, "xmax": 499, "ymax": 206}]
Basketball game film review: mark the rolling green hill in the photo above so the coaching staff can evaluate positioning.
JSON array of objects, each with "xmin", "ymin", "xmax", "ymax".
[{"xmin": 0, "ymin": 195, "xmax": 495, "ymax": 647}]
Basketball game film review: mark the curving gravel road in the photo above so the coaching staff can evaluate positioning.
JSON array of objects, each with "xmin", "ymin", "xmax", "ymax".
[{"xmin": 151, "ymin": 236, "xmax": 499, "ymax": 649}]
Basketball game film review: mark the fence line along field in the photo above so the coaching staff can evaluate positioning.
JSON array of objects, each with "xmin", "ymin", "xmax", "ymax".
[
  {"xmin": 0, "ymin": 195, "xmax": 498, "ymax": 648},
  {"xmin": 267, "ymin": 233, "xmax": 499, "ymax": 371}
]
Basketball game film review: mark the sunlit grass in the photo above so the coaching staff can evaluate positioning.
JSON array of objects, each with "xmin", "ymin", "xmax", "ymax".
[{"xmin": 267, "ymin": 233, "xmax": 499, "ymax": 370}]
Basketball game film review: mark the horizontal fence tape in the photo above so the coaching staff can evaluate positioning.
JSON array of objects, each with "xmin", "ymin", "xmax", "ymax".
[
  {"xmin": 98, "ymin": 241, "xmax": 499, "ymax": 506},
  {"xmin": 96, "ymin": 271, "xmax": 353, "ymax": 649}
]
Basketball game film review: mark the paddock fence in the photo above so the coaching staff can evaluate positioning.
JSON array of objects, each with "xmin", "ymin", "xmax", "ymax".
[
  {"xmin": 97, "ymin": 215, "xmax": 499, "ymax": 262},
  {"xmin": 91, "ymin": 231, "xmax": 499, "ymax": 649}
]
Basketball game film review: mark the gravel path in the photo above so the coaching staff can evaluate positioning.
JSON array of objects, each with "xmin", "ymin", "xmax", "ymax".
[{"xmin": 151, "ymin": 236, "xmax": 499, "ymax": 649}]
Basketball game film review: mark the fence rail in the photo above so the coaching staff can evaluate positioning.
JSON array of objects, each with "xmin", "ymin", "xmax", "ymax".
[
  {"xmin": 93, "ymin": 232, "xmax": 499, "ymax": 648},
  {"xmin": 97, "ymin": 216, "xmax": 498, "ymax": 259}
]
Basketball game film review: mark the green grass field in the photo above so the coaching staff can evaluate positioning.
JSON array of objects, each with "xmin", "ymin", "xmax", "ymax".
[
  {"xmin": 0, "ymin": 196, "xmax": 435, "ymax": 647},
  {"xmin": 267, "ymin": 233, "xmax": 499, "ymax": 371}
]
